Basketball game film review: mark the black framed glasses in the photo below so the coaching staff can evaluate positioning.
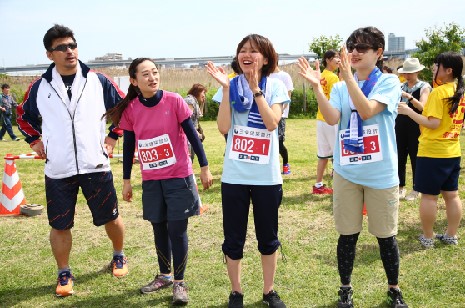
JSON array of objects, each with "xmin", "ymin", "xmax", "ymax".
[
  {"xmin": 49, "ymin": 43, "xmax": 77, "ymax": 52},
  {"xmin": 346, "ymin": 42, "xmax": 373, "ymax": 53}
]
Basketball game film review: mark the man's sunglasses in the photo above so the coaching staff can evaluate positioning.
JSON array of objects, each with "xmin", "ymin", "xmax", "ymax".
[
  {"xmin": 346, "ymin": 42, "xmax": 373, "ymax": 53},
  {"xmin": 49, "ymin": 43, "xmax": 78, "ymax": 52}
]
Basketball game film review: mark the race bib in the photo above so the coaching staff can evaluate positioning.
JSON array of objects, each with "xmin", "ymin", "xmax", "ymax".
[
  {"xmin": 229, "ymin": 125, "xmax": 272, "ymax": 164},
  {"xmin": 138, "ymin": 134, "xmax": 176, "ymax": 170},
  {"xmin": 339, "ymin": 124, "xmax": 382, "ymax": 165}
]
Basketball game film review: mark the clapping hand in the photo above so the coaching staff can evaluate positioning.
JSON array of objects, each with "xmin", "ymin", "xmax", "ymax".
[
  {"xmin": 338, "ymin": 46, "xmax": 353, "ymax": 81},
  {"xmin": 206, "ymin": 61, "xmax": 230, "ymax": 88},
  {"xmin": 297, "ymin": 57, "xmax": 321, "ymax": 87}
]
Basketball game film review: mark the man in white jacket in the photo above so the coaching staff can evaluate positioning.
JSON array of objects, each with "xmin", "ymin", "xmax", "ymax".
[{"xmin": 17, "ymin": 24, "xmax": 128, "ymax": 297}]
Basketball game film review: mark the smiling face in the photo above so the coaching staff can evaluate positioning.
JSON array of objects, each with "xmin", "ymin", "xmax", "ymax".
[
  {"xmin": 347, "ymin": 42, "xmax": 382, "ymax": 71},
  {"xmin": 345, "ymin": 27, "xmax": 385, "ymax": 75},
  {"xmin": 131, "ymin": 60, "xmax": 160, "ymax": 98},
  {"xmin": 237, "ymin": 39, "xmax": 268, "ymax": 78},
  {"xmin": 46, "ymin": 37, "xmax": 78, "ymax": 75}
]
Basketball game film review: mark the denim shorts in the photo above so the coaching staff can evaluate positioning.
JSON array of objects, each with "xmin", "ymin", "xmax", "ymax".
[{"xmin": 46, "ymin": 171, "xmax": 119, "ymax": 230}]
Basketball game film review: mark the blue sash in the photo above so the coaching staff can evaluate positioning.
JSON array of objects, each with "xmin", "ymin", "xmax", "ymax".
[{"xmin": 343, "ymin": 67, "xmax": 382, "ymax": 153}]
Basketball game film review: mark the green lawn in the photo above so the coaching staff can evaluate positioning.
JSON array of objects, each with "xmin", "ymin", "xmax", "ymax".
[{"xmin": 0, "ymin": 119, "xmax": 464, "ymax": 307}]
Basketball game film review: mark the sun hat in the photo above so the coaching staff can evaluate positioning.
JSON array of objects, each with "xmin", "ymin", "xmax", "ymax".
[{"xmin": 398, "ymin": 58, "xmax": 425, "ymax": 73}]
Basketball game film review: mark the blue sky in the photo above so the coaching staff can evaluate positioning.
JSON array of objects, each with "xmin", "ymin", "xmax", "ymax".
[{"xmin": 0, "ymin": 0, "xmax": 463, "ymax": 67}]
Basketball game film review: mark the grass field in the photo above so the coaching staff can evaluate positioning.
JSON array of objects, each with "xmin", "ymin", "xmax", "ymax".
[{"xmin": 0, "ymin": 119, "xmax": 464, "ymax": 307}]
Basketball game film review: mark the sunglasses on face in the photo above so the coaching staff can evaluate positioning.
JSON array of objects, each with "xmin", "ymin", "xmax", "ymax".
[
  {"xmin": 49, "ymin": 43, "xmax": 77, "ymax": 52},
  {"xmin": 346, "ymin": 42, "xmax": 373, "ymax": 53}
]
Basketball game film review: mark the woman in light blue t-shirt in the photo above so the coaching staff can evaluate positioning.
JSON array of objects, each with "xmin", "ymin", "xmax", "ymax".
[
  {"xmin": 298, "ymin": 27, "xmax": 408, "ymax": 308},
  {"xmin": 207, "ymin": 34, "xmax": 290, "ymax": 308}
]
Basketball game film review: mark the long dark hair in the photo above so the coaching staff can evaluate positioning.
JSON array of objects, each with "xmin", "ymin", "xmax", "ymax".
[
  {"xmin": 104, "ymin": 58, "xmax": 155, "ymax": 125},
  {"xmin": 346, "ymin": 26, "xmax": 385, "ymax": 70},
  {"xmin": 433, "ymin": 52, "xmax": 464, "ymax": 115}
]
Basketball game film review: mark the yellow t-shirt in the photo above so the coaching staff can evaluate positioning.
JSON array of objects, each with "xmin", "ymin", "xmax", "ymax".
[
  {"xmin": 418, "ymin": 82, "xmax": 465, "ymax": 158},
  {"xmin": 317, "ymin": 69, "xmax": 339, "ymax": 121}
]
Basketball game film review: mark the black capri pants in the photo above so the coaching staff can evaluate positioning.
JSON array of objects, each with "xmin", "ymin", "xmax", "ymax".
[{"xmin": 221, "ymin": 182, "xmax": 282, "ymax": 260}]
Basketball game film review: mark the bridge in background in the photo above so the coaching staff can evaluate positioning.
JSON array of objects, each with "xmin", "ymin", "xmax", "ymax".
[{"xmin": 0, "ymin": 53, "xmax": 318, "ymax": 74}]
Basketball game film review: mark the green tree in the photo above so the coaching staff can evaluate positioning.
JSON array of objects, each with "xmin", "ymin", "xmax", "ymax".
[
  {"xmin": 412, "ymin": 22, "xmax": 465, "ymax": 82},
  {"xmin": 309, "ymin": 35, "xmax": 343, "ymax": 59}
]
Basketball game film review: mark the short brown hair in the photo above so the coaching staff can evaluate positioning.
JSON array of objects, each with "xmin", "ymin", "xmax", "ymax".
[{"xmin": 236, "ymin": 34, "xmax": 277, "ymax": 77}]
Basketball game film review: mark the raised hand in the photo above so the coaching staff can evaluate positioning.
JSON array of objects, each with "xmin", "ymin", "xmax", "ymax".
[
  {"xmin": 206, "ymin": 61, "xmax": 230, "ymax": 88},
  {"xmin": 297, "ymin": 57, "xmax": 321, "ymax": 87},
  {"xmin": 338, "ymin": 46, "xmax": 353, "ymax": 81},
  {"xmin": 246, "ymin": 59, "xmax": 260, "ymax": 92}
]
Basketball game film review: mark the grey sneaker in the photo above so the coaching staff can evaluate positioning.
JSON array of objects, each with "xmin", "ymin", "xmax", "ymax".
[
  {"xmin": 436, "ymin": 234, "xmax": 458, "ymax": 245},
  {"xmin": 140, "ymin": 274, "xmax": 173, "ymax": 294},
  {"xmin": 405, "ymin": 190, "xmax": 419, "ymax": 201},
  {"xmin": 399, "ymin": 187, "xmax": 406, "ymax": 199},
  {"xmin": 418, "ymin": 234, "xmax": 434, "ymax": 248},
  {"xmin": 172, "ymin": 281, "xmax": 189, "ymax": 305}
]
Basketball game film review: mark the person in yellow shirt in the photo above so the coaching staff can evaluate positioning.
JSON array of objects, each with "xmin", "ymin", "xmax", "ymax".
[
  {"xmin": 396, "ymin": 65, "xmax": 406, "ymax": 83},
  {"xmin": 313, "ymin": 50, "xmax": 340, "ymax": 194},
  {"xmin": 398, "ymin": 51, "xmax": 464, "ymax": 248}
]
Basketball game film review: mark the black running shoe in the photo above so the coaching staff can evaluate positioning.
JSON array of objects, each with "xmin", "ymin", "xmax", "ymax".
[
  {"xmin": 337, "ymin": 286, "xmax": 354, "ymax": 308},
  {"xmin": 387, "ymin": 287, "xmax": 408, "ymax": 308},
  {"xmin": 228, "ymin": 291, "xmax": 244, "ymax": 308},
  {"xmin": 263, "ymin": 290, "xmax": 286, "ymax": 308}
]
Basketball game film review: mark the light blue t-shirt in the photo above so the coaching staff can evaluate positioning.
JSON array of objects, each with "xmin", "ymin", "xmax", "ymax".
[
  {"xmin": 214, "ymin": 77, "xmax": 290, "ymax": 185},
  {"xmin": 330, "ymin": 73, "xmax": 401, "ymax": 189}
]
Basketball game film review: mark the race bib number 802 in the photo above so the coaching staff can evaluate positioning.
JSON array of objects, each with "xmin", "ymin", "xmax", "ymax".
[{"xmin": 229, "ymin": 125, "xmax": 272, "ymax": 164}]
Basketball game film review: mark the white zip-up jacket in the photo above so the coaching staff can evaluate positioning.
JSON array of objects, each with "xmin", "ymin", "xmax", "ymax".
[{"xmin": 17, "ymin": 61, "xmax": 124, "ymax": 179}]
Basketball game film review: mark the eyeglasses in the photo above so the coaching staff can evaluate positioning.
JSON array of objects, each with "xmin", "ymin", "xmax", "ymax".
[
  {"xmin": 49, "ymin": 43, "xmax": 77, "ymax": 52},
  {"xmin": 346, "ymin": 42, "xmax": 373, "ymax": 53}
]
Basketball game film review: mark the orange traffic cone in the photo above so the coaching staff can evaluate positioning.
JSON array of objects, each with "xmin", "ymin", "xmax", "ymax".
[
  {"xmin": 0, "ymin": 154, "xmax": 26, "ymax": 216},
  {"xmin": 362, "ymin": 203, "xmax": 367, "ymax": 216}
]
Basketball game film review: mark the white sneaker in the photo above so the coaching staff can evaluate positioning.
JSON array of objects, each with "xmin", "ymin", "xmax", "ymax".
[
  {"xmin": 399, "ymin": 187, "xmax": 406, "ymax": 199},
  {"xmin": 405, "ymin": 190, "xmax": 419, "ymax": 201}
]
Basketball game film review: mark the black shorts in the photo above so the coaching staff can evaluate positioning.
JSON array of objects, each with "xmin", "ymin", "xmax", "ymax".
[
  {"xmin": 414, "ymin": 157, "xmax": 461, "ymax": 195},
  {"xmin": 142, "ymin": 174, "xmax": 199, "ymax": 223},
  {"xmin": 46, "ymin": 171, "xmax": 119, "ymax": 230}
]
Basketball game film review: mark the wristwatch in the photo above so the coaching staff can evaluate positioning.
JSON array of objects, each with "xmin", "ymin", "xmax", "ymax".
[{"xmin": 253, "ymin": 90, "xmax": 264, "ymax": 98}]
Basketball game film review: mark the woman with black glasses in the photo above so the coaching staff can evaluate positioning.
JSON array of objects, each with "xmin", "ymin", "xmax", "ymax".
[{"xmin": 298, "ymin": 27, "xmax": 408, "ymax": 308}]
